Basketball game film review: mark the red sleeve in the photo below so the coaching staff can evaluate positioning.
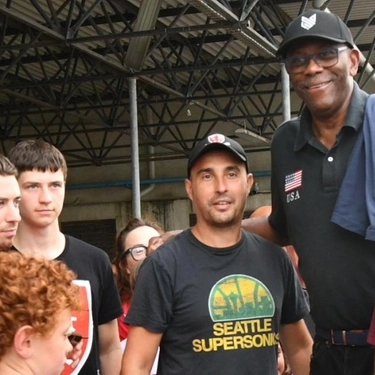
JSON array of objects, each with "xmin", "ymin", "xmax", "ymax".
[
  {"xmin": 367, "ymin": 308, "xmax": 375, "ymax": 345},
  {"xmin": 117, "ymin": 301, "xmax": 130, "ymax": 341}
]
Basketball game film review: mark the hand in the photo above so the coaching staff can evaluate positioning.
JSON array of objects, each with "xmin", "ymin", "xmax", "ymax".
[
  {"xmin": 147, "ymin": 230, "xmax": 182, "ymax": 254},
  {"xmin": 148, "ymin": 236, "xmax": 164, "ymax": 254}
]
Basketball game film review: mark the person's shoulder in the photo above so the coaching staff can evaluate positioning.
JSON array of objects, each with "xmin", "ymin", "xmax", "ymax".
[
  {"xmin": 241, "ymin": 229, "xmax": 269, "ymax": 244},
  {"xmin": 159, "ymin": 228, "xmax": 189, "ymax": 248},
  {"xmin": 274, "ymin": 117, "xmax": 300, "ymax": 136},
  {"xmin": 65, "ymin": 235, "xmax": 109, "ymax": 260},
  {"xmin": 271, "ymin": 117, "xmax": 301, "ymax": 153},
  {"xmin": 147, "ymin": 229, "xmax": 191, "ymax": 264},
  {"xmin": 355, "ymin": 85, "xmax": 369, "ymax": 103},
  {"xmin": 241, "ymin": 230, "xmax": 287, "ymax": 257}
]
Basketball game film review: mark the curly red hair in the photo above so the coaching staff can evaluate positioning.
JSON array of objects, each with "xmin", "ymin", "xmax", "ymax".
[{"xmin": 0, "ymin": 252, "xmax": 80, "ymax": 359}]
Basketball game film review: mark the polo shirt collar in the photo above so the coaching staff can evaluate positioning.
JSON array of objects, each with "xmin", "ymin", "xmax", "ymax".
[{"xmin": 294, "ymin": 81, "xmax": 368, "ymax": 152}]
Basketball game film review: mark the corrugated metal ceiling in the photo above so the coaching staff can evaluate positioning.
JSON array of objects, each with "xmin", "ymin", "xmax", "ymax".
[{"xmin": 0, "ymin": 0, "xmax": 374, "ymax": 166}]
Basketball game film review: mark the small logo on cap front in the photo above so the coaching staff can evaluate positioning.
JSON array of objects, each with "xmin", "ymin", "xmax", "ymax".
[
  {"xmin": 207, "ymin": 133, "xmax": 226, "ymax": 144},
  {"xmin": 301, "ymin": 14, "xmax": 316, "ymax": 30}
]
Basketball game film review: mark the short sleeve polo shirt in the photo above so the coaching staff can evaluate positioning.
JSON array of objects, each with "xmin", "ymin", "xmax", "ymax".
[{"xmin": 268, "ymin": 83, "xmax": 375, "ymax": 330}]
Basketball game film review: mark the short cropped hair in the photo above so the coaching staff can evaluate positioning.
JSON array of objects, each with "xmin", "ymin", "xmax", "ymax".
[
  {"xmin": 0, "ymin": 252, "xmax": 80, "ymax": 359},
  {"xmin": 8, "ymin": 139, "xmax": 68, "ymax": 179},
  {"xmin": 0, "ymin": 154, "xmax": 17, "ymax": 177}
]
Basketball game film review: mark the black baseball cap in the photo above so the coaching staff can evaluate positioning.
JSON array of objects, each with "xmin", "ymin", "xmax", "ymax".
[
  {"xmin": 187, "ymin": 133, "xmax": 248, "ymax": 176},
  {"xmin": 277, "ymin": 10, "xmax": 354, "ymax": 58}
]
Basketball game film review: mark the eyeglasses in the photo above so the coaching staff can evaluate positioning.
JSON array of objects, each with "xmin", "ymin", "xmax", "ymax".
[
  {"xmin": 121, "ymin": 245, "xmax": 147, "ymax": 261},
  {"xmin": 284, "ymin": 46, "xmax": 349, "ymax": 74}
]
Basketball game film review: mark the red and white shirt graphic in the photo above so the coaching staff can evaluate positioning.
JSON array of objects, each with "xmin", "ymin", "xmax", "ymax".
[{"xmin": 61, "ymin": 280, "xmax": 93, "ymax": 375}]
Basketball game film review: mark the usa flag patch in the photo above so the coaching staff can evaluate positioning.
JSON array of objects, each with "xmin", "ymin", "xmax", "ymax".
[{"xmin": 285, "ymin": 170, "xmax": 302, "ymax": 192}]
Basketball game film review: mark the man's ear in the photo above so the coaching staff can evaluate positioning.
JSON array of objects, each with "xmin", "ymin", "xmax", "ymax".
[
  {"xmin": 13, "ymin": 325, "xmax": 34, "ymax": 359},
  {"xmin": 247, "ymin": 173, "xmax": 254, "ymax": 196},
  {"xmin": 349, "ymin": 48, "xmax": 360, "ymax": 76},
  {"xmin": 185, "ymin": 178, "xmax": 193, "ymax": 201}
]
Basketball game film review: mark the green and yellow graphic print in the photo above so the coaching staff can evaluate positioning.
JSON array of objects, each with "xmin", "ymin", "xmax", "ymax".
[{"xmin": 192, "ymin": 274, "xmax": 278, "ymax": 352}]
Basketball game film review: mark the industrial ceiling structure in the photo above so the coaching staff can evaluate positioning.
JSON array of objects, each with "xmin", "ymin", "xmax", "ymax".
[{"xmin": 0, "ymin": 0, "xmax": 374, "ymax": 168}]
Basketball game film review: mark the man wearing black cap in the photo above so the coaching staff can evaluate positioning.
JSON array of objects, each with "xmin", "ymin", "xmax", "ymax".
[
  {"xmin": 122, "ymin": 133, "xmax": 312, "ymax": 375},
  {"xmin": 242, "ymin": 9, "xmax": 375, "ymax": 375}
]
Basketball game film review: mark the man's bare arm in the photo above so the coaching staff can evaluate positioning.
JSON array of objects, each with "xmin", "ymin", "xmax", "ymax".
[
  {"xmin": 121, "ymin": 325, "xmax": 162, "ymax": 375},
  {"xmin": 241, "ymin": 215, "xmax": 287, "ymax": 245},
  {"xmin": 279, "ymin": 319, "xmax": 313, "ymax": 375},
  {"xmin": 98, "ymin": 319, "xmax": 122, "ymax": 375}
]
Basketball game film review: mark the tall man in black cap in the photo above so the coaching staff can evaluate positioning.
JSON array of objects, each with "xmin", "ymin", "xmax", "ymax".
[
  {"xmin": 121, "ymin": 133, "xmax": 312, "ymax": 375},
  {"xmin": 242, "ymin": 9, "xmax": 375, "ymax": 374}
]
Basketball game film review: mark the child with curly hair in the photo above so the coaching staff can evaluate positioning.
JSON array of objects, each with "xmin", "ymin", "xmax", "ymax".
[{"xmin": 0, "ymin": 251, "xmax": 81, "ymax": 375}]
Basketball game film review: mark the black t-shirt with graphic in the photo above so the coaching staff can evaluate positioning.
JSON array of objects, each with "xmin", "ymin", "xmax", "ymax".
[{"xmin": 126, "ymin": 229, "xmax": 307, "ymax": 375}]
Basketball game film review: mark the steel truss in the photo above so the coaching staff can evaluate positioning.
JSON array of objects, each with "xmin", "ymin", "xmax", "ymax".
[{"xmin": 0, "ymin": 0, "xmax": 374, "ymax": 166}]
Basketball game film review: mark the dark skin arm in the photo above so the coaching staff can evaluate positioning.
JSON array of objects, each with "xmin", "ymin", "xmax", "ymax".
[{"xmin": 241, "ymin": 215, "xmax": 288, "ymax": 246}]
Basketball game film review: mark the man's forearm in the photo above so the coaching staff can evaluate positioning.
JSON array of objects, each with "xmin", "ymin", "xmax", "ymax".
[
  {"xmin": 121, "ymin": 366, "xmax": 150, "ymax": 375},
  {"xmin": 288, "ymin": 346, "xmax": 312, "ymax": 375},
  {"xmin": 241, "ymin": 216, "xmax": 287, "ymax": 245},
  {"xmin": 100, "ymin": 347, "xmax": 122, "ymax": 375}
]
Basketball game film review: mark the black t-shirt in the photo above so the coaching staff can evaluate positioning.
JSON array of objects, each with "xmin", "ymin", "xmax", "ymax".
[
  {"xmin": 126, "ymin": 229, "xmax": 307, "ymax": 375},
  {"xmin": 57, "ymin": 235, "xmax": 122, "ymax": 375}
]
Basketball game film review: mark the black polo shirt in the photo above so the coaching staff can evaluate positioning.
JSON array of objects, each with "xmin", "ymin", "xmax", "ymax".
[{"xmin": 269, "ymin": 82, "xmax": 375, "ymax": 330}]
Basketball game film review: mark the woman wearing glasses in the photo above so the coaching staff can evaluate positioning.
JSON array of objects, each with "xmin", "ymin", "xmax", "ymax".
[
  {"xmin": 0, "ymin": 251, "xmax": 81, "ymax": 375},
  {"xmin": 113, "ymin": 217, "xmax": 164, "ymax": 342}
]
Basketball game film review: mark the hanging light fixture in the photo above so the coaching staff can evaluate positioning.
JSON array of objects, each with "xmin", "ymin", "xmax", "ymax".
[{"xmin": 234, "ymin": 128, "xmax": 270, "ymax": 146}]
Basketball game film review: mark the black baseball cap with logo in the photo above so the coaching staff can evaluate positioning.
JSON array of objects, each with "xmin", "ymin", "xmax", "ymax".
[
  {"xmin": 277, "ymin": 9, "xmax": 355, "ymax": 58},
  {"xmin": 187, "ymin": 133, "xmax": 248, "ymax": 177}
]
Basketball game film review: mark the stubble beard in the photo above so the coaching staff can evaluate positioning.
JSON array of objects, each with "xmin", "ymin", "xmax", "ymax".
[
  {"xmin": 0, "ymin": 237, "xmax": 13, "ymax": 251},
  {"xmin": 208, "ymin": 209, "xmax": 238, "ymax": 228}
]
